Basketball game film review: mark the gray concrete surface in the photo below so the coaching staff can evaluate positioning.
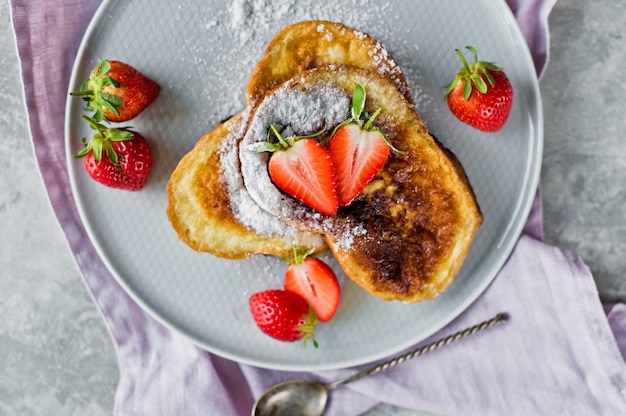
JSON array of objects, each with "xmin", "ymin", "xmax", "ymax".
[{"xmin": 2, "ymin": 0, "xmax": 625, "ymax": 414}]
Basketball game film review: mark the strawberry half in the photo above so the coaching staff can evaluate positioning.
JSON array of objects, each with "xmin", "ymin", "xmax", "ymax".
[
  {"xmin": 328, "ymin": 83, "xmax": 403, "ymax": 206},
  {"xmin": 249, "ymin": 289, "xmax": 318, "ymax": 346},
  {"xmin": 283, "ymin": 246, "xmax": 340, "ymax": 322},
  {"xmin": 75, "ymin": 115, "xmax": 152, "ymax": 191},
  {"xmin": 250, "ymin": 124, "xmax": 338, "ymax": 215},
  {"xmin": 445, "ymin": 46, "xmax": 513, "ymax": 132},
  {"xmin": 329, "ymin": 123, "xmax": 390, "ymax": 206},
  {"xmin": 71, "ymin": 59, "xmax": 160, "ymax": 123}
]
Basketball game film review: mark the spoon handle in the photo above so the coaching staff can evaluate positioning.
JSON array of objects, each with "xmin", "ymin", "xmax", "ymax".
[{"xmin": 328, "ymin": 312, "xmax": 508, "ymax": 390}]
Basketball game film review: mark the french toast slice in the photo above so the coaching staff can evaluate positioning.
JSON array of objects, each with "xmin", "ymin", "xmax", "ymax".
[
  {"xmin": 240, "ymin": 66, "xmax": 482, "ymax": 302},
  {"xmin": 166, "ymin": 113, "xmax": 327, "ymax": 259},
  {"xmin": 167, "ymin": 20, "xmax": 413, "ymax": 260},
  {"xmin": 246, "ymin": 20, "xmax": 412, "ymax": 107}
]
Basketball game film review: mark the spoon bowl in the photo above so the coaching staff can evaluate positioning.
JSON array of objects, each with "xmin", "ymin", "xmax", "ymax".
[
  {"xmin": 252, "ymin": 313, "xmax": 507, "ymax": 416},
  {"xmin": 252, "ymin": 379, "xmax": 328, "ymax": 416}
]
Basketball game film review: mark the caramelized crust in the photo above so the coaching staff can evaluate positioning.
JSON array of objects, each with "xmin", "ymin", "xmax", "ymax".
[
  {"xmin": 167, "ymin": 20, "xmax": 413, "ymax": 262},
  {"xmin": 246, "ymin": 20, "xmax": 412, "ymax": 107},
  {"xmin": 240, "ymin": 66, "xmax": 482, "ymax": 302},
  {"xmin": 328, "ymin": 131, "xmax": 482, "ymax": 301},
  {"xmin": 167, "ymin": 22, "xmax": 481, "ymax": 302}
]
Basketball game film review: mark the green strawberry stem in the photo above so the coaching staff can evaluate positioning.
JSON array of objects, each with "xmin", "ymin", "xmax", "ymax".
[
  {"xmin": 69, "ymin": 88, "xmax": 93, "ymax": 98},
  {"xmin": 249, "ymin": 123, "xmax": 326, "ymax": 153},
  {"xmin": 269, "ymin": 124, "xmax": 290, "ymax": 148},
  {"xmin": 69, "ymin": 59, "xmax": 123, "ymax": 122},
  {"xmin": 74, "ymin": 114, "xmax": 133, "ymax": 164},
  {"xmin": 445, "ymin": 46, "xmax": 504, "ymax": 99},
  {"xmin": 363, "ymin": 108, "xmax": 381, "ymax": 130},
  {"xmin": 283, "ymin": 244, "xmax": 316, "ymax": 266},
  {"xmin": 330, "ymin": 83, "xmax": 404, "ymax": 155},
  {"xmin": 298, "ymin": 307, "xmax": 319, "ymax": 348}
]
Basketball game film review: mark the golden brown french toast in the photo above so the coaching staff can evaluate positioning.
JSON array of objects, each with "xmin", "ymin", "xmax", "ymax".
[
  {"xmin": 167, "ymin": 20, "xmax": 413, "ymax": 261},
  {"xmin": 246, "ymin": 20, "xmax": 412, "ymax": 107},
  {"xmin": 240, "ymin": 66, "xmax": 482, "ymax": 302},
  {"xmin": 166, "ymin": 113, "xmax": 327, "ymax": 259}
]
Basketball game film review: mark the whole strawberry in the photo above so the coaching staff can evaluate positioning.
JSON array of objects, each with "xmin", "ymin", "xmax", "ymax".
[
  {"xmin": 445, "ymin": 46, "xmax": 513, "ymax": 132},
  {"xmin": 249, "ymin": 289, "xmax": 318, "ymax": 346},
  {"xmin": 71, "ymin": 59, "xmax": 160, "ymax": 122},
  {"xmin": 75, "ymin": 115, "xmax": 152, "ymax": 191}
]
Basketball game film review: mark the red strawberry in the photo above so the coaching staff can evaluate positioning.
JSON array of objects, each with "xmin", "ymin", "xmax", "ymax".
[
  {"xmin": 75, "ymin": 115, "xmax": 152, "ymax": 191},
  {"xmin": 283, "ymin": 246, "xmax": 340, "ymax": 322},
  {"xmin": 329, "ymin": 124, "xmax": 390, "ymax": 206},
  {"xmin": 71, "ymin": 59, "xmax": 160, "ymax": 123},
  {"xmin": 328, "ymin": 83, "xmax": 403, "ymax": 206},
  {"xmin": 445, "ymin": 46, "xmax": 513, "ymax": 132},
  {"xmin": 249, "ymin": 289, "xmax": 318, "ymax": 346},
  {"xmin": 251, "ymin": 124, "xmax": 338, "ymax": 215}
]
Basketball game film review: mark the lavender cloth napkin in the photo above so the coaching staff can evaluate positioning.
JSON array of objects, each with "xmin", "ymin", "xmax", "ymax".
[{"xmin": 11, "ymin": 0, "xmax": 626, "ymax": 414}]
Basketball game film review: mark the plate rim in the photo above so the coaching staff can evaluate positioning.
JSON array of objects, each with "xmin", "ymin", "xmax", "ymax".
[{"xmin": 64, "ymin": 0, "xmax": 543, "ymax": 371}]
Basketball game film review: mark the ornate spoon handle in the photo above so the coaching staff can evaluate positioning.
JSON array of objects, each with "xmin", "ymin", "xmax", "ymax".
[{"xmin": 328, "ymin": 312, "xmax": 508, "ymax": 390}]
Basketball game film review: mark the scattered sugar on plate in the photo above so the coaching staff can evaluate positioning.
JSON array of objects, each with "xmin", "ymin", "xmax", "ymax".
[{"xmin": 187, "ymin": 0, "xmax": 428, "ymax": 128}]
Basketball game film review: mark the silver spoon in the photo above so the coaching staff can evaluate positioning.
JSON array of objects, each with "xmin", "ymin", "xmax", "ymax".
[{"xmin": 252, "ymin": 312, "xmax": 508, "ymax": 416}]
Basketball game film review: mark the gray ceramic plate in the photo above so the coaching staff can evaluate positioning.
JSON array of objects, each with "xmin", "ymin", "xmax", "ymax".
[{"xmin": 65, "ymin": 0, "xmax": 542, "ymax": 371}]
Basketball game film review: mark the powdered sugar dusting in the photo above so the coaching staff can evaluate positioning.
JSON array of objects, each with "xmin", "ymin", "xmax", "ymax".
[
  {"xmin": 229, "ymin": 0, "xmax": 296, "ymax": 46},
  {"xmin": 192, "ymin": 1, "xmax": 434, "ymax": 248},
  {"xmin": 187, "ymin": 0, "xmax": 428, "ymax": 128},
  {"xmin": 334, "ymin": 222, "xmax": 368, "ymax": 251},
  {"xmin": 239, "ymin": 83, "xmax": 350, "ymax": 229},
  {"xmin": 316, "ymin": 23, "xmax": 334, "ymax": 41},
  {"xmin": 218, "ymin": 112, "xmax": 302, "ymax": 237}
]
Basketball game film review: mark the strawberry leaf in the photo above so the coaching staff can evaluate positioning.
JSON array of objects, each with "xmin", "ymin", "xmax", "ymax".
[
  {"xmin": 69, "ymin": 59, "xmax": 126, "ymax": 122},
  {"xmin": 473, "ymin": 74, "xmax": 488, "ymax": 94},
  {"xmin": 331, "ymin": 84, "xmax": 404, "ymax": 155},
  {"xmin": 351, "ymin": 83, "xmax": 366, "ymax": 121},
  {"xmin": 446, "ymin": 46, "xmax": 504, "ymax": 100},
  {"xmin": 92, "ymin": 137, "xmax": 103, "ymax": 162},
  {"xmin": 100, "ymin": 92, "xmax": 122, "ymax": 116},
  {"xmin": 103, "ymin": 139, "xmax": 118, "ymax": 164},
  {"xmin": 75, "ymin": 114, "xmax": 133, "ymax": 164},
  {"xmin": 298, "ymin": 307, "xmax": 319, "ymax": 348},
  {"xmin": 282, "ymin": 244, "xmax": 315, "ymax": 265},
  {"xmin": 109, "ymin": 129, "xmax": 134, "ymax": 141},
  {"xmin": 465, "ymin": 45, "xmax": 479, "ymax": 63},
  {"xmin": 73, "ymin": 138, "xmax": 91, "ymax": 159},
  {"xmin": 101, "ymin": 92, "xmax": 123, "ymax": 106},
  {"xmin": 462, "ymin": 80, "xmax": 472, "ymax": 99},
  {"xmin": 363, "ymin": 107, "xmax": 381, "ymax": 130},
  {"xmin": 96, "ymin": 58, "xmax": 111, "ymax": 77},
  {"xmin": 248, "ymin": 141, "xmax": 284, "ymax": 153},
  {"xmin": 375, "ymin": 127, "xmax": 405, "ymax": 155},
  {"xmin": 101, "ymin": 76, "xmax": 120, "ymax": 89},
  {"xmin": 248, "ymin": 123, "xmax": 326, "ymax": 154}
]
